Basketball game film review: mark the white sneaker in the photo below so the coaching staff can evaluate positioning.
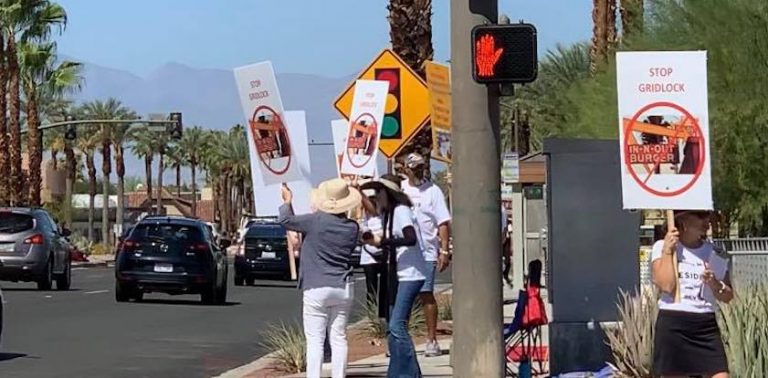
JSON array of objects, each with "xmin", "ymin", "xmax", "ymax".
[{"xmin": 425, "ymin": 340, "xmax": 441, "ymax": 357}]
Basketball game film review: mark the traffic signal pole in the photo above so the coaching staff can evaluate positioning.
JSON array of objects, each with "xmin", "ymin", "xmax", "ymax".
[{"xmin": 451, "ymin": 0, "xmax": 504, "ymax": 376}]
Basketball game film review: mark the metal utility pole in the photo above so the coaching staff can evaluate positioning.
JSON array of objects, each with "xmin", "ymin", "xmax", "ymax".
[{"xmin": 451, "ymin": 0, "xmax": 504, "ymax": 376}]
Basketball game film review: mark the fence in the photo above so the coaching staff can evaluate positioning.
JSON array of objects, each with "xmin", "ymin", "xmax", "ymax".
[{"xmin": 713, "ymin": 238, "xmax": 768, "ymax": 288}]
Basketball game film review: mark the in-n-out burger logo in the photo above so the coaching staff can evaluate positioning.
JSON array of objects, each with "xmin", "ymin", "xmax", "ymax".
[
  {"xmin": 346, "ymin": 113, "xmax": 378, "ymax": 169},
  {"xmin": 249, "ymin": 105, "xmax": 292, "ymax": 175}
]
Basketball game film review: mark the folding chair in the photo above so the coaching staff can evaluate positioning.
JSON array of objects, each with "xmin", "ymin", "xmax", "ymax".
[{"xmin": 504, "ymin": 260, "xmax": 549, "ymax": 377}]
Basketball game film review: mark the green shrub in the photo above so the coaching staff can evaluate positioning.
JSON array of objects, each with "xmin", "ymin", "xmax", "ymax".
[
  {"xmin": 603, "ymin": 288, "xmax": 658, "ymax": 378},
  {"xmin": 409, "ymin": 299, "xmax": 427, "ymax": 336},
  {"xmin": 260, "ymin": 322, "xmax": 306, "ymax": 374},
  {"xmin": 718, "ymin": 284, "xmax": 768, "ymax": 377},
  {"xmin": 90, "ymin": 243, "xmax": 110, "ymax": 255},
  {"xmin": 359, "ymin": 296, "xmax": 387, "ymax": 340}
]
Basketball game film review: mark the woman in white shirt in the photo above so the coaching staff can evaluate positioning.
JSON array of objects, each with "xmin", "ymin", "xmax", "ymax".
[
  {"xmin": 360, "ymin": 192, "xmax": 388, "ymax": 320},
  {"xmin": 651, "ymin": 210, "xmax": 733, "ymax": 378},
  {"xmin": 362, "ymin": 175, "xmax": 427, "ymax": 378}
]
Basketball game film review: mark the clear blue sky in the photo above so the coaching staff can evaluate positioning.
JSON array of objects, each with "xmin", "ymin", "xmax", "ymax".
[{"xmin": 55, "ymin": 0, "xmax": 592, "ymax": 77}]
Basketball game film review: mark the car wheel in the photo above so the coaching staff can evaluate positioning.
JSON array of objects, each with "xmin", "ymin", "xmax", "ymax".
[
  {"xmin": 216, "ymin": 276, "xmax": 228, "ymax": 305},
  {"xmin": 201, "ymin": 283, "xmax": 217, "ymax": 305},
  {"xmin": 36, "ymin": 256, "xmax": 53, "ymax": 291},
  {"xmin": 245, "ymin": 277, "xmax": 255, "ymax": 286},
  {"xmin": 56, "ymin": 257, "xmax": 72, "ymax": 291},
  {"xmin": 115, "ymin": 281, "xmax": 130, "ymax": 302},
  {"xmin": 234, "ymin": 275, "xmax": 244, "ymax": 286}
]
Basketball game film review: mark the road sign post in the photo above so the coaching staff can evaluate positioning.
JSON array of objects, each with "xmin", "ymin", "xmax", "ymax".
[{"xmin": 451, "ymin": 0, "xmax": 504, "ymax": 376}]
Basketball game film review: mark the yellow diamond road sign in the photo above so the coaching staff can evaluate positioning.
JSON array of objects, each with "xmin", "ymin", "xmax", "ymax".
[{"xmin": 334, "ymin": 49, "xmax": 431, "ymax": 159}]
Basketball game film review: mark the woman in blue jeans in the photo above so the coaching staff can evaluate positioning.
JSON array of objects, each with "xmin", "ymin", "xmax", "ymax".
[{"xmin": 362, "ymin": 175, "xmax": 427, "ymax": 378}]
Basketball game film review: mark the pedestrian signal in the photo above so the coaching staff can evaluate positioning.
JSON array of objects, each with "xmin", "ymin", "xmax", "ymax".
[
  {"xmin": 471, "ymin": 24, "xmax": 538, "ymax": 84},
  {"xmin": 375, "ymin": 68, "xmax": 402, "ymax": 140}
]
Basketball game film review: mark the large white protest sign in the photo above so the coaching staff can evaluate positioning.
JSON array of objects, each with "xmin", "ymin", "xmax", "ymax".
[
  {"xmin": 617, "ymin": 51, "xmax": 712, "ymax": 210},
  {"xmin": 234, "ymin": 61, "xmax": 303, "ymax": 186},
  {"xmin": 250, "ymin": 111, "xmax": 312, "ymax": 216},
  {"xmin": 340, "ymin": 80, "xmax": 388, "ymax": 177}
]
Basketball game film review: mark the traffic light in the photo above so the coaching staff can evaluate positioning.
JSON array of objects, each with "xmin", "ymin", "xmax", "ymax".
[
  {"xmin": 375, "ymin": 68, "xmax": 402, "ymax": 140},
  {"xmin": 169, "ymin": 112, "xmax": 183, "ymax": 140},
  {"xmin": 64, "ymin": 124, "xmax": 76, "ymax": 141},
  {"xmin": 471, "ymin": 24, "xmax": 538, "ymax": 84}
]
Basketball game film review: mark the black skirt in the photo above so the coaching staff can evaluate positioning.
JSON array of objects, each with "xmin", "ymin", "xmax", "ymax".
[{"xmin": 653, "ymin": 310, "xmax": 729, "ymax": 376}]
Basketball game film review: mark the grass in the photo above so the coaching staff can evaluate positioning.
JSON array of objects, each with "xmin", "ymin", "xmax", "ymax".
[{"xmin": 260, "ymin": 322, "xmax": 306, "ymax": 374}]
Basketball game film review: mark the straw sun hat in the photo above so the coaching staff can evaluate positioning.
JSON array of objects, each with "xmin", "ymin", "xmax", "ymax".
[{"xmin": 309, "ymin": 178, "xmax": 361, "ymax": 214}]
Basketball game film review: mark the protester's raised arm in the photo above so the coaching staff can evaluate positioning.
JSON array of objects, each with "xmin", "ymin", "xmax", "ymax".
[{"xmin": 278, "ymin": 184, "xmax": 315, "ymax": 233}]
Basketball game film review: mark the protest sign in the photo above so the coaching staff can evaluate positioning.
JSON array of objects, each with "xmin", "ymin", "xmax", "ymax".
[{"xmin": 340, "ymin": 80, "xmax": 388, "ymax": 177}]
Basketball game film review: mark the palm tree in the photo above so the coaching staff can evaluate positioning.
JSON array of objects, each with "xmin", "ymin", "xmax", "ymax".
[
  {"xmin": 1, "ymin": 0, "xmax": 67, "ymax": 205},
  {"xmin": 164, "ymin": 144, "xmax": 185, "ymax": 198},
  {"xmin": 20, "ymin": 41, "xmax": 82, "ymax": 206},
  {"xmin": 81, "ymin": 98, "xmax": 135, "ymax": 244},
  {"xmin": 76, "ymin": 127, "xmax": 99, "ymax": 241},
  {"xmin": 44, "ymin": 127, "xmax": 64, "ymax": 171},
  {"xmin": 178, "ymin": 126, "xmax": 207, "ymax": 216},
  {"xmin": 590, "ymin": 0, "xmax": 617, "ymax": 73},
  {"xmin": 112, "ymin": 121, "xmax": 136, "ymax": 233},
  {"xmin": 130, "ymin": 128, "xmax": 155, "ymax": 210},
  {"xmin": 620, "ymin": 0, "xmax": 643, "ymax": 38},
  {"xmin": 388, "ymin": 0, "xmax": 435, "ymax": 172}
]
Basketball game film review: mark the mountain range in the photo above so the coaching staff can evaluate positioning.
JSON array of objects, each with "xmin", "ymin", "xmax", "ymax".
[{"xmin": 69, "ymin": 58, "xmax": 359, "ymax": 185}]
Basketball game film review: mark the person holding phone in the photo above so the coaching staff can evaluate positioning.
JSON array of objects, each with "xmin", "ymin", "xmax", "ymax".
[
  {"xmin": 361, "ymin": 174, "xmax": 427, "ymax": 378},
  {"xmin": 278, "ymin": 180, "xmax": 361, "ymax": 378},
  {"xmin": 652, "ymin": 210, "xmax": 733, "ymax": 378}
]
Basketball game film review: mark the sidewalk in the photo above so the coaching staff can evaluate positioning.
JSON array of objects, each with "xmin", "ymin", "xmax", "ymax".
[{"xmin": 222, "ymin": 282, "xmax": 537, "ymax": 378}]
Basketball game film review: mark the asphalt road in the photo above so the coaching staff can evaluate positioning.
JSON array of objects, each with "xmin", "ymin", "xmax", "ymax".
[{"xmin": 0, "ymin": 265, "xmax": 368, "ymax": 378}]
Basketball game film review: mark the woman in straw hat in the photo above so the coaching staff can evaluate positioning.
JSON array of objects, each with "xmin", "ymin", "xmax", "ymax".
[
  {"xmin": 651, "ymin": 210, "xmax": 733, "ymax": 377},
  {"xmin": 361, "ymin": 174, "xmax": 428, "ymax": 378},
  {"xmin": 279, "ymin": 179, "xmax": 361, "ymax": 378}
]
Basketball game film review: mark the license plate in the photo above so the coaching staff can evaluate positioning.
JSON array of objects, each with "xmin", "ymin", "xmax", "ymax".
[
  {"xmin": 154, "ymin": 263, "xmax": 173, "ymax": 273},
  {"xmin": 261, "ymin": 251, "xmax": 277, "ymax": 259},
  {"xmin": 0, "ymin": 244, "xmax": 14, "ymax": 252}
]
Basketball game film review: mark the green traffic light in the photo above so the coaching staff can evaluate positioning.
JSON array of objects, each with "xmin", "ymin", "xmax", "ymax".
[{"xmin": 382, "ymin": 116, "xmax": 399, "ymax": 138}]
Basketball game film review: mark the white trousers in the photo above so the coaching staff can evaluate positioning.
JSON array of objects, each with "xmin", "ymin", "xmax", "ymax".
[{"xmin": 303, "ymin": 283, "xmax": 354, "ymax": 378}]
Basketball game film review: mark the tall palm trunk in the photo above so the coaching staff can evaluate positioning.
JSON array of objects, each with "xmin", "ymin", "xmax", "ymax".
[
  {"xmin": 115, "ymin": 145, "xmax": 125, "ymax": 232},
  {"xmin": 191, "ymin": 163, "xmax": 197, "ymax": 216},
  {"xmin": 0, "ymin": 37, "xmax": 8, "ymax": 206},
  {"xmin": 144, "ymin": 155, "xmax": 153, "ymax": 210},
  {"xmin": 26, "ymin": 84, "xmax": 42, "ymax": 206},
  {"xmin": 86, "ymin": 152, "xmax": 97, "ymax": 241},
  {"xmin": 64, "ymin": 144, "xmax": 75, "ymax": 228},
  {"xmin": 175, "ymin": 164, "xmax": 181, "ymax": 198},
  {"xmin": 222, "ymin": 175, "xmax": 231, "ymax": 234},
  {"xmin": 590, "ymin": 0, "xmax": 617, "ymax": 73},
  {"xmin": 7, "ymin": 36, "xmax": 22, "ymax": 205},
  {"xmin": 212, "ymin": 178, "xmax": 220, "ymax": 227},
  {"xmin": 156, "ymin": 149, "xmax": 164, "ymax": 215},
  {"xmin": 101, "ymin": 138, "xmax": 112, "ymax": 245},
  {"xmin": 51, "ymin": 150, "xmax": 58, "ymax": 171},
  {"xmin": 389, "ymin": 0, "xmax": 435, "ymax": 171}
]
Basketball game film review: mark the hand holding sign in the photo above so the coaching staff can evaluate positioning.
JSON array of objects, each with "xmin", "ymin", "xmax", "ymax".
[
  {"xmin": 701, "ymin": 262, "xmax": 716, "ymax": 286},
  {"xmin": 281, "ymin": 183, "xmax": 293, "ymax": 204}
]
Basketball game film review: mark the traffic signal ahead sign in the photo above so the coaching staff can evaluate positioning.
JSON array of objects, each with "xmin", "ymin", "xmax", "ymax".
[
  {"xmin": 472, "ymin": 24, "xmax": 538, "ymax": 84},
  {"xmin": 334, "ymin": 49, "xmax": 430, "ymax": 159}
]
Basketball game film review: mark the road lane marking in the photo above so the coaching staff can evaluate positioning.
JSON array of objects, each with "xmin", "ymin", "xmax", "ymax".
[
  {"xmin": 84, "ymin": 290, "xmax": 109, "ymax": 295},
  {"xmin": 73, "ymin": 267, "xmax": 87, "ymax": 271}
]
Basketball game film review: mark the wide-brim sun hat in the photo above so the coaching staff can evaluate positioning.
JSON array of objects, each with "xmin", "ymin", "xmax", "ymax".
[
  {"xmin": 313, "ymin": 178, "xmax": 361, "ymax": 214},
  {"xmin": 360, "ymin": 175, "xmax": 403, "ymax": 194}
]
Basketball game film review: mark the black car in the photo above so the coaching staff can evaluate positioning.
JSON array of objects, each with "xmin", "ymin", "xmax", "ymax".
[
  {"xmin": 115, "ymin": 216, "xmax": 230, "ymax": 305},
  {"xmin": 234, "ymin": 221, "xmax": 294, "ymax": 284}
]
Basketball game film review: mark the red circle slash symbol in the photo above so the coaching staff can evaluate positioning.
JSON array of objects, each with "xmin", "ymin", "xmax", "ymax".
[
  {"xmin": 345, "ymin": 113, "xmax": 378, "ymax": 169},
  {"xmin": 249, "ymin": 105, "xmax": 292, "ymax": 175},
  {"xmin": 622, "ymin": 101, "xmax": 705, "ymax": 197}
]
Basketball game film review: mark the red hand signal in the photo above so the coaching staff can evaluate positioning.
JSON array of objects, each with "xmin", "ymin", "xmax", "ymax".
[{"xmin": 475, "ymin": 34, "xmax": 504, "ymax": 77}]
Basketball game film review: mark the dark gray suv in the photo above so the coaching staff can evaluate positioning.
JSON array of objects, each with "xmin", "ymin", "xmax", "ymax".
[{"xmin": 0, "ymin": 208, "xmax": 72, "ymax": 290}]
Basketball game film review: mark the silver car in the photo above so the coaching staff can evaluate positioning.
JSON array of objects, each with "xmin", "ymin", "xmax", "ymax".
[{"xmin": 0, "ymin": 208, "xmax": 72, "ymax": 290}]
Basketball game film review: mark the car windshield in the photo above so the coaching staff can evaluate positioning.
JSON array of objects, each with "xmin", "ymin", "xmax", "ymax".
[
  {"xmin": 131, "ymin": 223, "xmax": 203, "ymax": 244},
  {"xmin": 245, "ymin": 225, "xmax": 286, "ymax": 238},
  {"xmin": 0, "ymin": 213, "xmax": 35, "ymax": 234}
]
